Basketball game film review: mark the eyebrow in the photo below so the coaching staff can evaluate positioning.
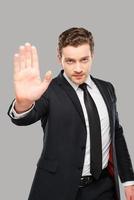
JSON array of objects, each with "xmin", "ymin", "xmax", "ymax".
[{"xmin": 64, "ymin": 56, "xmax": 90, "ymax": 61}]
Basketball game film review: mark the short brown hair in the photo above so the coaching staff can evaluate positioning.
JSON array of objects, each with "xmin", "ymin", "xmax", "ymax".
[{"xmin": 58, "ymin": 27, "xmax": 94, "ymax": 57}]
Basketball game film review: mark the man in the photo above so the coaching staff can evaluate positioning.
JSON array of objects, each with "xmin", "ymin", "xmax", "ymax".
[{"xmin": 8, "ymin": 27, "xmax": 134, "ymax": 200}]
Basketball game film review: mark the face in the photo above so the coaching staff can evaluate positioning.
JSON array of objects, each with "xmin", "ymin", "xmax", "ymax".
[{"xmin": 58, "ymin": 44, "xmax": 93, "ymax": 85}]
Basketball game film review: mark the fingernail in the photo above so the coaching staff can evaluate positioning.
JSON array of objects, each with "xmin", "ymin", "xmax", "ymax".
[
  {"xmin": 32, "ymin": 46, "xmax": 36, "ymax": 49},
  {"xmin": 20, "ymin": 46, "xmax": 25, "ymax": 50},
  {"xmin": 47, "ymin": 70, "xmax": 52, "ymax": 75},
  {"xmin": 25, "ymin": 42, "xmax": 31, "ymax": 46},
  {"xmin": 14, "ymin": 54, "xmax": 19, "ymax": 57}
]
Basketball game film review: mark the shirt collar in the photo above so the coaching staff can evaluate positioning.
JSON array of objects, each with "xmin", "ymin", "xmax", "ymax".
[{"xmin": 63, "ymin": 71, "xmax": 93, "ymax": 91}]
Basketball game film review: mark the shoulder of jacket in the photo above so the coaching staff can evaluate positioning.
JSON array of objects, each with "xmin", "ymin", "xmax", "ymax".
[{"xmin": 91, "ymin": 76, "xmax": 116, "ymax": 100}]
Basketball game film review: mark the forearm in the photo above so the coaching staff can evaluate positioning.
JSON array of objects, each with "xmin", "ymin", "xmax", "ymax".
[
  {"xmin": 115, "ymin": 125, "xmax": 134, "ymax": 183},
  {"xmin": 109, "ymin": 82, "xmax": 134, "ymax": 182},
  {"xmin": 14, "ymin": 99, "xmax": 34, "ymax": 113},
  {"xmin": 8, "ymin": 94, "xmax": 49, "ymax": 126},
  {"xmin": 9, "ymin": 99, "xmax": 35, "ymax": 119}
]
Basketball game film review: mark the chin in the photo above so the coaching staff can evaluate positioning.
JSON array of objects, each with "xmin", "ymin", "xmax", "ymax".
[{"xmin": 72, "ymin": 78, "xmax": 85, "ymax": 85}]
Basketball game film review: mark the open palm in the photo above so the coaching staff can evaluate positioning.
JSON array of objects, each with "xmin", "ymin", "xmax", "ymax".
[{"xmin": 14, "ymin": 43, "xmax": 52, "ymax": 105}]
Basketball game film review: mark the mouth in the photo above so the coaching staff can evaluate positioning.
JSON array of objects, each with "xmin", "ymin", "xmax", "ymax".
[{"xmin": 73, "ymin": 75, "xmax": 84, "ymax": 79}]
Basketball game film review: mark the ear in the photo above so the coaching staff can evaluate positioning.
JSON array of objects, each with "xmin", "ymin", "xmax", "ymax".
[
  {"xmin": 57, "ymin": 47, "xmax": 61, "ymax": 64},
  {"xmin": 90, "ymin": 52, "xmax": 94, "ymax": 65},
  {"xmin": 91, "ymin": 52, "xmax": 94, "ymax": 60}
]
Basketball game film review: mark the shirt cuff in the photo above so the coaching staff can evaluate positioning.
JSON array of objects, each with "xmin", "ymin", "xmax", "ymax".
[
  {"xmin": 9, "ymin": 100, "xmax": 35, "ymax": 119},
  {"xmin": 122, "ymin": 181, "xmax": 134, "ymax": 187}
]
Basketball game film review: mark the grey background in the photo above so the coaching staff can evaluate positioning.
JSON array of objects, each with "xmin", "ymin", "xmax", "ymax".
[{"xmin": 0, "ymin": 0, "xmax": 133, "ymax": 199}]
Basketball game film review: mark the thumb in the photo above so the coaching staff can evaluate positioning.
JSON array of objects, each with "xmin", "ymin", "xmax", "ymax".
[
  {"xmin": 44, "ymin": 70, "xmax": 53, "ymax": 82},
  {"xmin": 40, "ymin": 70, "xmax": 52, "ymax": 92}
]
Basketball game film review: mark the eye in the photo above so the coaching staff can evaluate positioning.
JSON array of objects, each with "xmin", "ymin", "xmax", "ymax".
[
  {"xmin": 81, "ymin": 58, "xmax": 89, "ymax": 63},
  {"xmin": 66, "ymin": 60, "xmax": 74, "ymax": 64}
]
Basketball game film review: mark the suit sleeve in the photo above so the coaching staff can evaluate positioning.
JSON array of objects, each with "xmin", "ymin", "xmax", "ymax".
[
  {"xmin": 109, "ymin": 83, "xmax": 134, "ymax": 183},
  {"xmin": 7, "ymin": 92, "xmax": 49, "ymax": 126}
]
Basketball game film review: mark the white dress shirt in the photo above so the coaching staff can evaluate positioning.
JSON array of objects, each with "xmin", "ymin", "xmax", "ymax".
[
  {"xmin": 9, "ymin": 72, "xmax": 134, "ymax": 186},
  {"xmin": 63, "ymin": 72, "xmax": 111, "ymax": 176}
]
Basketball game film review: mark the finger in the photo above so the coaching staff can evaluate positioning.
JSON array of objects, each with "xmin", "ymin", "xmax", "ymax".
[
  {"xmin": 14, "ymin": 53, "xmax": 20, "ymax": 73},
  {"xmin": 25, "ymin": 42, "xmax": 32, "ymax": 68},
  {"xmin": 31, "ymin": 46, "xmax": 39, "ymax": 71},
  {"xmin": 19, "ymin": 46, "xmax": 25, "ymax": 70}
]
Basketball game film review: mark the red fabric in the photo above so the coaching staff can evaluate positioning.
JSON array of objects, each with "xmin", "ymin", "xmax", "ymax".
[{"xmin": 107, "ymin": 144, "xmax": 119, "ymax": 200}]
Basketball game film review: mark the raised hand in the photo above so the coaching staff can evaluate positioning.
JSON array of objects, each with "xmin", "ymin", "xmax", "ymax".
[{"xmin": 13, "ymin": 43, "xmax": 52, "ymax": 113}]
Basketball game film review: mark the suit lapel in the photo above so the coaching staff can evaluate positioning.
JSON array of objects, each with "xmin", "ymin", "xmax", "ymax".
[{"xmin": 56, "ymin": 71, "xmax": 86, "ymax": 129}]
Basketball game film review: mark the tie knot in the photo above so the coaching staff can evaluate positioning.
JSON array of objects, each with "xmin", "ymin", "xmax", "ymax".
[{"xmin": 79, "ymin": 83, "xmax": 87, "ymax": 91}]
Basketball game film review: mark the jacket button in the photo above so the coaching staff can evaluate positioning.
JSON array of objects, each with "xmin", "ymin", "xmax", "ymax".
[
  {"xmin": 78, "ymin": 166, "xmax": 83, "ymax": 170},
  {"xmin": 81, "ymin": 146, "xmax": 85, "ymax": 150}
]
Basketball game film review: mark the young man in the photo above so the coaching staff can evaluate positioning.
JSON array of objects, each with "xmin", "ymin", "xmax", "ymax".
[{"xmin": 8, "ymin": 27, "xmax": 134, "ymax": 200}]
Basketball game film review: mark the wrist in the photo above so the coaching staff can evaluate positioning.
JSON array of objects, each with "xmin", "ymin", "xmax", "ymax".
[{"xmin": 14, "ymin": 100, "xmax": 34, "ymax": 113}]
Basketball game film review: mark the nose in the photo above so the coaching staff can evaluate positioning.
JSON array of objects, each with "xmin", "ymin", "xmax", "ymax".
[{"xmin": 74, "ymin": 62, "xmax": 82, "ymax": 73}]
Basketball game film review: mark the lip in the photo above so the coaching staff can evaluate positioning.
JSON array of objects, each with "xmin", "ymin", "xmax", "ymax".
[
  {"xmin": 73, "ymin": 74, "xmax": 83, "ymax": 77},
  {"xmin": 73, "ymin": 75, "xmax": 83, "ymax": 78}
]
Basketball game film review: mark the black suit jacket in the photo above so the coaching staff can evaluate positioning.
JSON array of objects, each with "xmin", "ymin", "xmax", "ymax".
[{"xmin": 8, "ymin": 70, "xmax": 134, "ymax": 200}]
